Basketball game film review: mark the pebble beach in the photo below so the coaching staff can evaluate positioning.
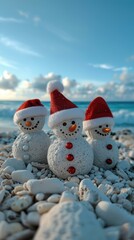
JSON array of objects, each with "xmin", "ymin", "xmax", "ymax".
[{"xmin": 0, "ymin": 129, "xmax": 134, "ymax": 240}]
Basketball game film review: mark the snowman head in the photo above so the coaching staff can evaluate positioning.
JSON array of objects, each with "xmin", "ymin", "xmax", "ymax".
[
  {"xmin": 17, "ymin": 115, "xmax": 45, "ymax": 133},
  {"xmin": 14, "ymin": 99, "xmax": 48, "ymax": 133},
  {"xmin": 83, "ymin": 97, "xmax": 114, "ymax": 140},
  {"xmin": 52, "ymin": 118, "xmax": 82, "ymax": 139},
  {"xmin": 86, "ymin": 123, "xmax": 112, "ymax": 140}
]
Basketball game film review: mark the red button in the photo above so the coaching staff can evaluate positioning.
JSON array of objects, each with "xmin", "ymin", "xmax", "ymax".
[
  {"xmin": 66, "ymin": 142, "xmax": 73, "ymax": 149},
  {"xmin": 67, "ymin": 166, "xmax": 76, "ymax": 174},
  {"xmin": 106, "ymin": 159, "xmax": 112, "ymax": 164},
  {"xmin": 66, "ymin": 154, "xmax": 74, "ymax": 161},
  {"xmin": 107, "ymin": 144, "xmax": 112, "ymax": 150}
]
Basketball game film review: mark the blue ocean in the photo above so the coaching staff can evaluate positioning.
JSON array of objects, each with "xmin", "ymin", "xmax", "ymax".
[{"xmin": 0, "ymin": 101, "xmax": 134, "ymax": 132}]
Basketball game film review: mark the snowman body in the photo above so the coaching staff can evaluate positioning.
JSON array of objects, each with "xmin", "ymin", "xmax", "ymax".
[
  {"xmin": 85, "ymin": 122, "xmax": 118, "ymax": 169},
  {"xmin": 47, "ymin": 118, "xmax": 93, "ymax": 179},
  {"xmin": 12, "ymin": 131, "xmax": 50, "ymax": 164},
  {"xmin": 87, "ymin": 136, "xmax": 118, "ymax": 169},
  {"xmin": 12, "ymin": 113, "xmax": 50, "ymax": 164}
]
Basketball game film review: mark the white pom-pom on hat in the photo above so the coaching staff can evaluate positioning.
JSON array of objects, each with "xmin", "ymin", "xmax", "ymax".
[{"xmin": 47, "ymin": 80, "xmax": 64, "ymax": 94}]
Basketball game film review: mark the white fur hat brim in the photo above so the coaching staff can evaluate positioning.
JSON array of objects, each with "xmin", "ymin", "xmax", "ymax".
[
  {"xmin": 48, "ymin": 108, "xmax": 84, "ymax": 128},
  {"xmin": 83, "ymin": 117, "xmax": 114, "ymax": 131},
  {"xmin": 14, "ymin": 106, "xmax": 48, "ymax": 124}
]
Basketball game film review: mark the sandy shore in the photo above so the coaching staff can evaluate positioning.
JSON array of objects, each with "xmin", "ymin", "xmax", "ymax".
[{"xmin": 0, "ymin": 129, "xmax": 134, "ymax": 240}]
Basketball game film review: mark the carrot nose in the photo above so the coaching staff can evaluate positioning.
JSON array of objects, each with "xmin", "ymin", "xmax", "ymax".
[
  {"xmin": 69, "ymin": 124, "xmax": 77, "ymax": 132},
  {"xmin": 25, "ymin": 121, "xmax": 32, "ymax": 127},
  {"xmin": 102, "ymin": 127, "xmax": 111, "ymax": 133}
]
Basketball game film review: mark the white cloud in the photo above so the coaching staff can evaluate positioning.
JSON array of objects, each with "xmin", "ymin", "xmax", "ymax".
[
  {"xmin": 18, "ymin": 10, "xmax": 29, "ymax": 18},
  {"xmin": 0, "ymin": 71, "xmax": 20, "ymax": 90},
  {"xmin": 0, "ymin": 17, "xmax": 23, "ymax": 23},
  {"xmin": 128, "ymin": 55, "xmax": 134, "ymax": 61},
  {"xmin": 0, "ymin": 70, "xmax": 134, "ymax": 101},
  {"xmin": 0, "ymin": 56, "xmax": 17, "ymax": 69},
  {"xmin": 89, "ymin": 63, "xmax": 132, "ymax": 72},
  {"xmin": 0, "ymin": 36, "xmax": 42, "ymax": 57},
  {"xmin": 89, "ymin": 63, "xmax": 114, "ymax": 70},
  {"xmin": 31, "ymin": 73, "xmax": 62, "ymax": 91}
]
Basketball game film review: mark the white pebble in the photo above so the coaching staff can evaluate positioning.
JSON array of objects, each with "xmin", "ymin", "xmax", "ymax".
[
  {"xmin": 27, "ymin": 211, "xmax": 40, "ymax": 226},
  {"xmin": 11, "ymin": 195, "xmax": 33, "ymax": 212},
  {"xmin": 26, "ymin": 163, "xmax": 33, "ymax": 172},
  {"xmin": 37, "ymin": 202, "xmax": 56, "ymax": 214},
  {"xmin": 34, "ymin": 202, "xmax": 106, "ymax": 240},
  {"xmin": 3, "ymin": 166, "xmax": 15, "ymax": 174},
  {"xmin": 60, "ymin": 191, "xmax": 77, "ymax": 203},
  {"xmin": 117, "ymin": 160, "xmax": 130, "ymax": 171},
  {"xmin": 36, "ymin": 193, "xmax": 45, "ymax": 201},
  {"xmin": 2, "ymin": 158, "xmax": 26, "ymax": 170},
  {"xmin": 25, "ymin": 178, "xmax": 64, "ymax": 195},
  {"xmin": 96, "ymin": 201, "xmax": 134, "ymax": 226},
  {"xmin": 11, "ymin": 170, "xmax": 34, "ymax": 184},
  {"xmin": 0, "ymin": 221, "xmax": 23, "ymax": 240},
  {"xmin": 47, "ymin": 194, "xmax": 61, "ymax": 203},
  {"xmin": 79, "ymin": 179, "xmax": 109, "ymax": 202},
  {"xmin": 69, "ymin": 176, "xmax": 80, "ymax": 184}
]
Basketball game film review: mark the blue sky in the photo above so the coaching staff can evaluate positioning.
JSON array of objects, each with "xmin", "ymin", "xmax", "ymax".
[{"xmin": 0, "ymin": 0, "xmax": 134, "ymax": 100}]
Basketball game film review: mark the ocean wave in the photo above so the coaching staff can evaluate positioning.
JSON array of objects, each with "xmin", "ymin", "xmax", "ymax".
[
  {"xmin": 0, "ymin": 107, "xmax": 134, "ymax": 126},
  {"xmin": 113, "ymin": 110, "xmax": 134, "ymax": 126}
]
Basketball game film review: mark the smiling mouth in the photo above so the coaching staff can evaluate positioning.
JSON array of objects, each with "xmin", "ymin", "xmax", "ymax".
[
  {"xmin": 20, "ymin": 121, "xmax": 40, "ymax": 130},
  {"xmin": 60, "ymin": 125, "xmax": 81, "ymax": 136},
  {"xmin": 95, "ymin": 129, "xmax": 109, "ymax": 136}
]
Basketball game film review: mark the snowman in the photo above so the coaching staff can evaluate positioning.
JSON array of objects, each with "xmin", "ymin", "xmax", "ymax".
[
  {"xmin": 12, "ymin": 99, "xmax": 50, "ymax": 164},
  {"xmin": 47, "ymin": 80, "xmax": 93, "ymax": 179},
  {"xmin": 83, "ymin": 97, "xmax": 118, "ymax": 170}
]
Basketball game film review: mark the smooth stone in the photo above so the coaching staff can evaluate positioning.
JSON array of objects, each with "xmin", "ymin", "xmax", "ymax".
[
  {"xmin": 36, "ymin": 193, "xmax": 45, "ymax": 201},
  {"xmin": 3, "ymin": 166, "xmax": 15, "ymax": 174},
  {"xmin": 69, "ymin": 177, "xmax": 80, "ymax": 184},
  {"xmin": 11, "ymin": 170, "xmax": 34, "ymax": 183},
  {"xmin": 37, "ymin": 202, "xmax": 56, "ymax": 214},
  {"xmin": 0, "ymin": 221, "xmax": 23, "ymax": 240},
  {"xmin": 4, "ymin": 210, "xmax": 18, "ymax": 223},
  {"xmin": 79, "ymin": 179, "xmax": 109, "ymax": 203},
  {"xmin": 27, "ymin": 201, "xmax": 45, "ymax": 212},
  {"xmin": 25, "ymin": 178, "xmax": 64, "ymax": 195},
  {"xmin": 60, "ymin": 191, "xmax": 77, "ymax": 203},
  {"xmin": 27, "ymin": 212, "xmax": 40, "ymax": 226},
  {"xmin": 119, "ymin": 223, "xmax": 134, "ymax": 240},
  {"xmin": 0, "ymin": 196, "xmax": 18, "ymax": 211},
  {"xmin": 47, "ymin": 194, "xmax": 61, "ymax": 203},
  {"xmin": 2, "ymin": 158, "xmax": 26, "ymax": 170},
  {"xmin": 11, "ymin": 195, "xmax": 33, "ymax": 212},
  {"xmin": 104, "ymin": 226, "xmax": 120, "ymax": 240},
  {"xmin": 0, "ymin": 190, "xmax": 5, "ymax": 204},
  {"xmin": 117, "ymin": 160, "xmax": 130, "ymax": 171},
  {"xmin": 0, "ymin": 212, "xmax": 5, "ymax": 221},
  {"xmin": 96, "ymin": 201, "xmax": 134, "ymax": 226},
  {"xmin": 104, "ymin": 170, "xmax": 119, "ymax": 183},
  {"xmin": 6, "ymin": 229, "xmax": 34, "ymax": 240},
  {"xmin": 34, "ymin": 202, "xmax": 106, "ymax": 240},
  {"xmin": 128, "ymin": 150, "xmax": 134, "ymax": 159}
]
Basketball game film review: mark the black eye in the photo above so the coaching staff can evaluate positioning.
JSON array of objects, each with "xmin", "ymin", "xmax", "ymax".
[
  {"xmin": 72, "ymin": 121, "xmax": 75, "ymax": 124},
  {"xmin": 31, "ymin": 117, "xmax": 34, "ymax": 121},
  {"xmin": 23, "ymin": 118, "xmax": 26, "ymax": 121},
  {"xmin": 63, "ymin": 122, "xmax": 67, "ymax": 126},
  {"xmin": 106, "ymin": 125, "xmax": 108, "ymax": 127},
  {"xmin": 99, "ymin": 125, "xmax": 102, "ymax": 128}
]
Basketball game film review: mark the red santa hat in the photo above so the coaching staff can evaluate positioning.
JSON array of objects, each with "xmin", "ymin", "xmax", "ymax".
[
  {"xmin": 47, "ymin": 80, "xmax": 84, "ymax": 128},
  {"xmin": 83, "ymin": 96, "xmax": 114, "ymax": 131},
  {"xmin": 14, "ymin": 99, "xmax": 48, "ymax": 124}
]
